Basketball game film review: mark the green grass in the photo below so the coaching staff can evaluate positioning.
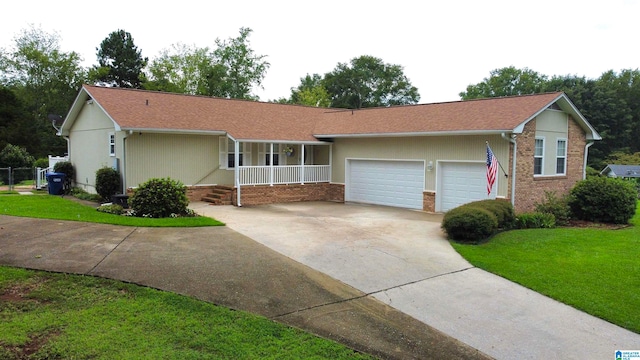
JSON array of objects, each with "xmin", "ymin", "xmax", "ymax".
[
  {"xmin": 452, "ymin": 203, "xmax": 640, "ymax": 333},
  {"xmin": 0, "ymin": 194, "xmax": 222, "ymax": 227},
  {"xmin": 0, "ymin": 266, "xmax": 372, "ymax": 359}
]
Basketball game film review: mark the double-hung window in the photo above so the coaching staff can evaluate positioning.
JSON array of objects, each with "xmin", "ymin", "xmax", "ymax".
[
  {"xmin": 556, "ymin": 139, "xmax": 567, "ymax": 175},
  {"xmin": 108, "ymin": 133, "xmax": 116, "ymax": 156},
  {"xmin": 534, "ymin": 137, "xmax": 544, "ymax": 175},
  {"xmin": 219, "ymin": 137, "xmax": 250, "ymax": 169}
]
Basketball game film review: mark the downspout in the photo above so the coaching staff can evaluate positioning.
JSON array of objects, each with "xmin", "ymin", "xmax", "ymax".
[
  {"xmin": 583, "ymin": 141, "xmax": 594, "ymax": 179},
  {"xmin": 235, "ymin": 139, "xmax": 241, "ymax": 207},
  {"xmin": 501, "ymin": 132, "xmax": 517, "ymax": 208}
]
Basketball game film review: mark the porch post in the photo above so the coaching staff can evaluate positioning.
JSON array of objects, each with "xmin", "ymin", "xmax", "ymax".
[
  {"xmin": 329, "ymin": 143, "xmax": 333, "ymax": 182},
  {"xmin": 235, "ymin": 140, "xmax": 241, "ymax": 206},
  {"xmin": 269, "ymin": 143, "xmax": 274, "ymax": 186},
  {"xmin": 300, "ymin": 144, "xmax": 305, "ymax": 185}
]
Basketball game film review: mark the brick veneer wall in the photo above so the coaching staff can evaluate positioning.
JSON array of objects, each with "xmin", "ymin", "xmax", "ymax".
[
  {"xmin": 423, "ymin": 191, "xmax": 436, "ymax": 212},
  {"xmin": 185, "ymin": 185, "xmax": 218, "ymax": 202},
  {"xmin": 514, "ymin": 117, "xmax": 586, "ymax": 213},
  {"xmin": 231, "ymin": 183, "xmax": 345, "ymax": 206}
]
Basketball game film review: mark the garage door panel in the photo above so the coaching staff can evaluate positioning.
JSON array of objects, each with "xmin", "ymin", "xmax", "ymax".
[
  {"xmin": 348, "ymin": 160, "xmax": 424, "ymax": 209},
  {"xmin": 440, "ymin": 162, "xmax": 495, "ymax": 212}
]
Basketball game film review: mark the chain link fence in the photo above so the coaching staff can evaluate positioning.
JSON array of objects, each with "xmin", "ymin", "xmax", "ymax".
[{"xmin": 0, "ymin": 167, "xmax": 37, "ymax": 191}]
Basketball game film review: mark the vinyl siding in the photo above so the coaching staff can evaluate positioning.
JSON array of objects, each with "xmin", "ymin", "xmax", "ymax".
[
  {"xmin": 68, "ymin": 102, "xmax": 118, "ymax": 193},
  {"xmin": 535, "ymin": 110, "xmax": 569, "ymax": 176},
  {"xmin": 331, "ymin": 134, "xmax": 510, "ymax": 198},
  {"xmin": 125, "ymin": 133, "xmax": 232, "ymax": 187}
]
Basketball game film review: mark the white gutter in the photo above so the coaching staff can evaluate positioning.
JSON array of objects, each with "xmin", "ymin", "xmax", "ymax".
[
  {"xmin": 583, "ymin": 141, "xmax": 595, "ymax": 179},
  {"xmin": 315, "ymin": 130, "xmax": 509, "ymax": 139},
  {"xmin": 502, "ymin": 132, "xmax": 517, "ymax": 208},
  {"xmin": 120, "ymin": 128, "xmax": 227, "ymax": 136}
]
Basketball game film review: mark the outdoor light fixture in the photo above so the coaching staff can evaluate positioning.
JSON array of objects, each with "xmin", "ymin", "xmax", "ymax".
[{"xmin": 427, "ymin": 161, "xmax": 434, "ymax": 171}]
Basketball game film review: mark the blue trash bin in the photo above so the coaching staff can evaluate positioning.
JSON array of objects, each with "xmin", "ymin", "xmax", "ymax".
[{"xmin": 46, "ymin": 172, "xmax": 66, "ymax": 195}]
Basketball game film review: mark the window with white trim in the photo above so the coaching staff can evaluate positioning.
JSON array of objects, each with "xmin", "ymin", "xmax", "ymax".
[
  {"xmin": 108, "ymin": 133, "xmax": 116, "ymax": 156},
  {"xmin": 534, "ymin": 137, "xmax": 544, "ymax": 175},
  {"xmin": 556, "ymin": 139, "xmax": 567, "ymax": 174},
  {"xmin": 258, "ymin": 144, "xmax": 280, "ymax": 166},
  {"xmin": 219, "ymin": 137, "xmax": 250, "ymax": 169}
]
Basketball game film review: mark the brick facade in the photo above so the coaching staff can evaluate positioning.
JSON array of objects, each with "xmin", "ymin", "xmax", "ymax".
[
  {"xmin": 423, "ymin": 191, "xmax": 436, "ymax": 212},
  {"xmin": 513, "ymin": 117, "xmax": 586, "ymax": 213},
  {"xmin": 185, "ymin": 185, "xmax": 218, "ymax": 202},
  {"xmin": 230, "ymin": 183, "xmax": 345, "ymax": 206}
]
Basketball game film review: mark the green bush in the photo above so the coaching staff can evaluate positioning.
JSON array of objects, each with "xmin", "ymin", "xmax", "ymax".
[
  {"xmin": 441, "ymin": 206, "xmax": 498, "ymax": 243},
  {"xmin": 97, "ymin": 204, "xmax": 124, "ymax": 215},
  {"xmin": 34, "ymin": 157, "xmax": 49, "ymax": 169},
  {"xmin": 70, "ymin": 187, "xmax": 102, "ymax": 202},
  {"xmin": 516, "ymin": 212, "xmax": 556, "ymax": 229},
  {"xmin": 53, "ymin": 161, "xmax": 75, "ymax": 193},
  {"xmin": 465, "ymin": 199, "xmax": 516, "ymax": 229},
  {"xmin": 95, "ymin": 167, "xmax": 122, "ymax": 201},
  {"xmin": 568, "ymin": 176, "xmax": 638, "ymax": 224},
  {"xmin": 534, "ymin": 191, "xmax": 571, "ymax": 226},
  {"xmin": 0, "ymin": 144, "xmax": 34, "ymax": 168},
  {"xmin": 129, "ymin": 178, "xmax": 189, "ymax": 218}
]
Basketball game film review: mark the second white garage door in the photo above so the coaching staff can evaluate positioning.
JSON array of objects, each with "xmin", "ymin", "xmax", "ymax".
[
  {"xmin": 438, "ymin": 162, "xmax": 495, "ymax": 212},
  {"xmin": 347, "ymin": 160, "xmax": 424, "ymax": 209}
]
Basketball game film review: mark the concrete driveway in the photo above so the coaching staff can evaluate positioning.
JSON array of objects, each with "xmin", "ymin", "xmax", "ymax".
[{"xmin": 192, "ymin": 201, "xmax": 640, "ymax": 360}]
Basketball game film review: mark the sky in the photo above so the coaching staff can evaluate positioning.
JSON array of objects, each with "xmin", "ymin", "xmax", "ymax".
[{"xmin": 2, "ymin": 0, "xmax": 639, "ymax": 104}]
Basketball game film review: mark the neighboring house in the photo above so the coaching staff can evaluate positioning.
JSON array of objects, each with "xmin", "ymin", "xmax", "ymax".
[
  {"xmin": 600, "ymin": 164, "xmax": 640, "ymax": 178},
  {"xmin": 59, "ymin": 85, "xmax": 601, "ymax": 213}
]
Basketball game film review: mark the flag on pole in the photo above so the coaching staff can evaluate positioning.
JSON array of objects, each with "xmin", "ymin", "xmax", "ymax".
[{"xmin": 486, "ymin": 144, "xmax": 498, "ymax": 195}]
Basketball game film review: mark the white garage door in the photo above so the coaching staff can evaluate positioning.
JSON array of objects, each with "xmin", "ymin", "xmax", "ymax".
[
  {"xmin": 347, "ymin": 160, "xmax": 424, "ymax": 209},
  {"xmin": 439, "ymin": 162, "xmax": 495, "ymax": 212}
]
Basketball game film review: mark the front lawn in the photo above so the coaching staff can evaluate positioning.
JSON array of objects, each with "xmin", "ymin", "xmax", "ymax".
[
  {"xmin": 0, "ymin": 266, "xmax": 371, "ymax": 359},
  {"xmin": 452, "ymin": 203, "xmax": 640, "ymax": 334},
  {"xmin": 0, "ymin": 194, "xmax": 222, "ymax": 227}
]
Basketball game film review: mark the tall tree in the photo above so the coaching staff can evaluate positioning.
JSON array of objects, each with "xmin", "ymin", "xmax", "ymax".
[
  {"xmin": 323, "ymin": 55, "xmax": 419, "ymax": 109},
  {"xmin": 205, "ymin": 27, "xmax": 269, "ymax": 100},
  {"xmin": 279, "ymin": 74, "xmax": 330, "ymax": 107},
  {"xmin": 90, "ymin": 29, "xmax": 148, "ymax": 88},
  {"xmin": 459, "ymin": 66, "xmax": 548, "ymax": 100},
  {"xmin": 145, "ymin": 43, "xmax": 211, "ymax": 94},
  {"xmin": 0, "ymin": 26, "xmax": 85, "ymax": 157}
]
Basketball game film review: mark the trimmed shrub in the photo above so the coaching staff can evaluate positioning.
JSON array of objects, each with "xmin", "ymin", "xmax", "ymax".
[
  {"xmin": 95, "ymin": 167, "xmax": 121, "ymax": 202},
  {"xmin": 97, "ymin": 204, "xmax": 124, "ymax": 215},
  {"xmin": 516, "ymin": 212, "xmax": 556, "ymax": 229},
  {"xmin": 34, "ymin": 158, "xmax": 49, "ymax": 169},
  {"xmin": 568, "ymin": 176, "xmax": 637, "ymax": 224},
  {"xmin": 534, "ymin": 191, "xmax": 571, "ymax": 226},
  {"xmin": 465, "ymin": 199, "xmax": 516, "ymax": 229},
  {"xmin": 53, "ymin": 161, "xmax": 75, "ymax": 193},
  {"xmin": 129, "ymin": 178, "xmax": 189, "ymax": 218},
  {"xmin": 441, "ymin": 206, "xmax": 498, "ymax": 243}
]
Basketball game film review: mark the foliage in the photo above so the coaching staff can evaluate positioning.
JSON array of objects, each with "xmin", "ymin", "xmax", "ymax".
[
  {"xmin": 452, "ymin": 203, "xmax": 640, "ymax": 333},
  {"xmin": 97, "ymin": 203, "xmax": 124, "ymax": 215},
  {"xmin": 90, "ymin": 29, "xmax": 148, "ymax": 88},
  {"xmin": 0, "ymin": 143, "xmax": 34, "ymax": 168},
  {"xmin": 459, "ymin": 66, "xmax": 548, "ymax": 99},
  {"xmin": 323, "ymin": 55, "xmax": 420, "ymax": 109},
  {"xmin": 95, "ymin": 166, "xmax": 121, "ymax": 201},
  {"xmin": 568, "ymin": 176, "xmax": 637, "ymax": 224},
  {"xmin": 0, "ymin": 87, "xmax": 34, "ymax": 153},
  {"xmin": 0, "ymin": 26, "xmax": 85, "ymax": 157},
  {"xmin": 441, "ymin": 206, "xmax": 498, "ymax": 243},
  {"xmin": 69, "ymin": 187, "xmax": 102, "ymax": 202},
  {"xmin": 206, "ymin": 27, "xmax": 270, "ymax": 100},
  {"xmin": 515, "ymin": 212, "xmax": 556, "ymax": 229},
  {"xmin": 144, "ymin": 43, "xmax": 212, "ymax": 94},
  {"xmin": 465, "ymin": 199, "xmax": 516, "ymax": 229},
  {"xmin": 53, "ymin": 161, "xmax": 74, "ymax": 193},
  {"xmin": 0, "ymin": 195, "xmax": 221, "ymax": 227},
  {"xmin": 0, "ymin": 267, "xmax": 371, "ymax": 359},
  {"xmin": 33, "ymin": 157, "xmax": 48, "ymax": 168},
  {"xmin": 130, "ymin": 178, "xmax": 190, "ymax": 218},
  {"xmin": 606, "ymin": 151, "xmax": 640, "ymax": 165},
  {"xmin": 534, "ymin": 191, "xmax": 571, "ymax": 226},
  {"xmin": 278, "ymin": 73, "xmax": 331, "ymax": 107},
  {"xmin": 585, "ymin": 166, "xmax": 601, "ymax": 177}
]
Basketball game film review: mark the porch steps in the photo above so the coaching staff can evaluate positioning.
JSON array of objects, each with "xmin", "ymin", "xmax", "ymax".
[{"xmin": 201, "ymin": 185, "xmax": 233, "ymax": 205}]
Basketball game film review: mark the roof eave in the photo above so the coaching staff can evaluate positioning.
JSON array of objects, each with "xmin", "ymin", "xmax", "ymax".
[
  {"xmin": 313, "ymin": 130, "xmax": 509, "ymax": 138},
  {"xmin": 121, "ymin": 128, "xmax": 227, "ymax": 136}
]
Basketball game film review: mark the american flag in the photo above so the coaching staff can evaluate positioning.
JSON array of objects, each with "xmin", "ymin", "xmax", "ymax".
[{"xmin": 486, "ymin": 144, "xmax": 498, "ymax": 195}]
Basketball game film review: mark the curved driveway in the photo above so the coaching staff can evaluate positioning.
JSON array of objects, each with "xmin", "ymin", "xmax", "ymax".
[{"xmin": 192, "ymin": 201, "xmax": 640, "ymax": 360}]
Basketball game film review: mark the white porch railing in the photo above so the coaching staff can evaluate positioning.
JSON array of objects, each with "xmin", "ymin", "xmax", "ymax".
[
  {"xmin": 239, "ymin": 165, "xmax": 330, "ymax": 185},
  {"xmin": 36, "ymin": 167, "xmax": 53, "ymax": 189}
]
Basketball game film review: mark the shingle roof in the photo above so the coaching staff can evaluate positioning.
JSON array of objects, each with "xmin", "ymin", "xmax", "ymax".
[
  {"xmin": 62, "ymin": 85, "xmax": 594, "ymax": 142},
  {"xmin": 314, "ymin": 92, "xmax": 564, "ymax": 136},
  {"xmin": 602, "ymin": 164, "xmax": 640, "ymax": 178}
]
